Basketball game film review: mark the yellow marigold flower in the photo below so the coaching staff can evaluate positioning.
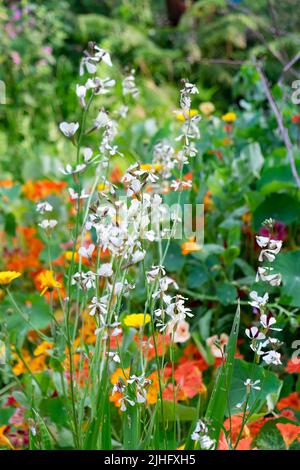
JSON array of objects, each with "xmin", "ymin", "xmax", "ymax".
[
  {"xmin": 36, "ymin": 270, "xmax": 62, "ymax": 296},
  {"xmin": 0, "ymin": 271, "xmax": 21, "ymax": 286},
  {"xmin": 176, "ymin": 109, "xmax": 198, "ymax": 122},
  {"xmin": 33, "ymin": 341, "xmax": 53, "ymax": 357},
  {"xmin": 222, "ymin": 112, "xmax": 237, "ymax": 123},
  {"xmin": 181, "ymin": 238, "xmax": 202, "ymax": 256},
  {"xmin": 123, "ymin": 313, "xmax": 151, "ymax": 328},
  {"xmin": 199, "ymin": 102, "xmax": 215, "ymax": 116},
  {"xmin": 140, "ymin": 163, "xmax": 163, "ymax": 172}
]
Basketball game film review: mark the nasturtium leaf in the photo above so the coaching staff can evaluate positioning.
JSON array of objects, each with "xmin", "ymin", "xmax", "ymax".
[
  {"xmin": 253, "ymin": 193, "xmax": 300, "ymax": 230},
  {"xmin": 187, "ymin": 264, "xmax": 209, "ymax": 289},
  {"xmin": 274, "ymin": 250, "xmax": 300, "ymax": 307},
  {"xmin": 215, "ymin": 283, "xmax": 237, "ymax": 306},
  {"xmin": 160, "ymin": 401, "xmax": 197, "ymax": 422},
  {"xmin": 228, "ymin": 359, "xmax": 282, "ymax": 416},
  {"xmin": 255, "ymin": 417, "xmax": 295, "ymax": 450},
  {"xmin": 163, "ymin": 242, "xmax": 185, "ymax": 272}
]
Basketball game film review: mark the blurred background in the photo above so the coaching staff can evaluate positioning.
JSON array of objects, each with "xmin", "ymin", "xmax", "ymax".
[{"xmin": 1, "ymin": 0, "xmax": 300, "ymax": 180}]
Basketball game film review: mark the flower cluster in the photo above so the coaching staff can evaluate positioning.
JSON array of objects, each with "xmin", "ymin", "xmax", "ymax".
[{"xmin": 246, "ymin": 220, "xmax": 283, "ymax": 366}]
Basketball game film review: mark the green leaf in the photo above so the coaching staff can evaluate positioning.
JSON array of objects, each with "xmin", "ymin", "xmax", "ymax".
[
  {"xmin": 253, "ymin": 193, "xmax": 300, "ymax": 230},
  {"xmin": 160, "ymin": 401, "xmax": 197, "ymax": 422},
  {"xmin": 205, "ymin": 302, "xmax": 240, "ymax": 445},
  {"xmin": 274, "ymin": 250, "xmax": 300, "ymax": 307},
  {"xmin": 228, "ymin": 359, "xmax": 282, "ymax": 416},
  {"xmin": 215, "ymin": 283, "xmax": 237, "ymax": 306},
  {"xmin": 187, "ymin": 264, "xmax": 209, "ymax": 289}
]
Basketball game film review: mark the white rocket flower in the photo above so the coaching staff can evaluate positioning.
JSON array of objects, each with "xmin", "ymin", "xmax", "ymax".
[
  {"xmin": 98, "ymin": 263, "xmax": 113, "ymax": 277},
  {"xmin": 59, "ymin": 121, "xmax": 79, "ymax": 137},
  {"xmin": 36, "ymin": 201, "xmax": 53, "ymax": 214}
]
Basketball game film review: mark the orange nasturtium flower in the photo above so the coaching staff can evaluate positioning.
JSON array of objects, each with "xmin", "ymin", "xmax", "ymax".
[
  {"xmin": 0, "ymin": 271, "xmax": 21, "ymax": 286},
  {"xmin": 276, "ymin": 423, "xmax": 300, "ymax": 449},
  {"xmin": 35, "ymin": 270, "xmax": 62, "ymax": 296},
  {"xmin": 123, "ymin": 313, "xmax": 151, "ymax": 328},
  {"xmin": 181, "ymin": 237, "xmax": 202, "ymax": 255}
]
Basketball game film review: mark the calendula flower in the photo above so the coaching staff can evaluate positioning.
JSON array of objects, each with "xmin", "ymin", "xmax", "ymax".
[
  {"xmin": 123, "ymin": 313, "xmax": 151, "ymax": 328},
  {"xmin": 36, "ymin": 270, "xmax": 62, "ymax": 296},
  {"xmin": 0, "ymin": 271, "xmax": 21, "ymax": 286},
  {"xmin": 222, "ymin": 112, "xmax": 237, "ymax": 122}
]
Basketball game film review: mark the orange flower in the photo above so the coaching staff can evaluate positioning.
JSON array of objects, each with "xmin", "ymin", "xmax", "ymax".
[
  {"xmin": 204, "ymin": 191, "xmax": 213, "ymax": 211},
  {"xmin": 0, "ymin": 180, "xmax": 14, "ymax": 188},
  {"xmin": 181, "ymin": 238, "xmax": 202, "ymax": 255},
  {"xmin": 174, "ymin": 361, "xmax": 206, "ymax": 399},
  {"xmin": 22, "ymin": 179, "xmax": 67, "ymax": 202},
  {"xmin": 285, "ymin": 359, "xmax": 300, "ymax": 373},
  {"xmin": 110, "ymin": 166, "xmax": 123, "ymax": 184},
  {"xmin": 33, "ymin": 341, "xmax": 53, "ymax": 357},
  {"xmin": 276, "ymin": 423, "xmax": 300, "ymax": 449},
  {"xmin": 0, "ymin": 426, "xmax": 14, "ymax": 449},
  {"xmin": 35, "ymin": 270, "xmax": 62, "ymax": 296},
  {"xmin": 277, "ymin": 392, "xmax": 300, "ymax": 411}
]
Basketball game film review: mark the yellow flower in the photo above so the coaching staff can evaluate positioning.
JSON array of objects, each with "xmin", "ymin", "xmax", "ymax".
[
  {"xmin": 64, "ymin": 251, "xmax": 79, "ymax": 262},
  {"xmin": 221, "ymin": 112, "xmax": 237, "ymax": 123},
  {"xmin": 140, "ymin": 163, "xmax": 163, "ymax": 172},
  {"xmin": 97, "ymin": 183, "xmax": 110, "ymax": 191},
  {"xmin": 0, "ymin": 271, "xmax": 21, "ymax": 286},
  {"xmin": 36, "ymin": 270, "xmax": 62, "ymax": 296},
  {"xmin": 176, "ymin": 109, "xmax": 198, "ymax": 122},
  {"xmin": 181, "ymin": 238, "xmax": 202, "ymax": 256},
  {"xmin": 123, "ymin": 313, "xmax": 151, "ymax": 328},
  {"xmin": 199, "ymin": 102, "xmax": 215, "ymax": 116}
]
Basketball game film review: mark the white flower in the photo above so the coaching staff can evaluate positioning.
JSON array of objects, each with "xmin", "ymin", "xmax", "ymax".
[
  {"xmin": 260, "ymin": 314, "xmax": 282, "ymax": 331},
  {"xmin": 98, "ymin": 263, "xmax": 113, "ymax": 277},
  {"xmin": 262, "ymin": 350, "xmax": 282, "ymax": 365},
  {"xmin": 122, "ymin": 69, "xmax": 139, "ymax": 98},
  {"xmin": 78, "ymin": 244, "xmax": 95, "ymax": 260},
  {"xmin": 36, "ymin": 201, "xmax": 53, "ymax": 214},
  {"xmin": 245, "ymin": 326, "xmax": 265, "ymax": 340},
  {"xmin": 60, "ymin": 163, "xmax": 86, "ymax": 175},
  {"xmin": 94, "ymin": 110, "xmax": 110, "ymax": 129},
  {"xmin": 76, "ymin": 84, "xmax": 86, "ymax": 107},
  {"xmin": 94, "ymin": 46, "xmax": 112, "ymax": 67},
  {"xmin": 71, "ymin": 271, "xmax": 96, "ymax": 290},
  {"xmin": 38, "ymin": 219, "xmax": 57, "ymax": 229},
  {"xmin": 131, "ymin": 250, "xmax": 145, "ymax": 264},
  {"xmin": 256, "ymin": 267, "xmax": 282, "ymax": 286},
  {"xmin": 244, "ymin": 379, "xmax": 261, "ymax": 391},
  {"xmin": 249, "ymin": 291, "xmax": 269, "ymax": 310},
  {"xmin": 68, "ymin": 188, "xmax": 89, "ymax": 200},
  {"xmin": 88, "ymin": 296, "xmax": 107, "ymax": 316},
  {"xmin": 256, "ymin": 236, "xmax": 270, "ymax": 248},
  {"xmin": 59, "ymin": 121, "xmax": 79, "ymax": 137},
  {"xmin": 106, "ymin": 351, "xmax": 120, "ymax": 363},
  {"xmin": 82, "ymin": 147, "xmax": 93, "ymax": 162},
  {"xmin": 146, "ymin": 265, "xmax": 166, "ymax": 283}
]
